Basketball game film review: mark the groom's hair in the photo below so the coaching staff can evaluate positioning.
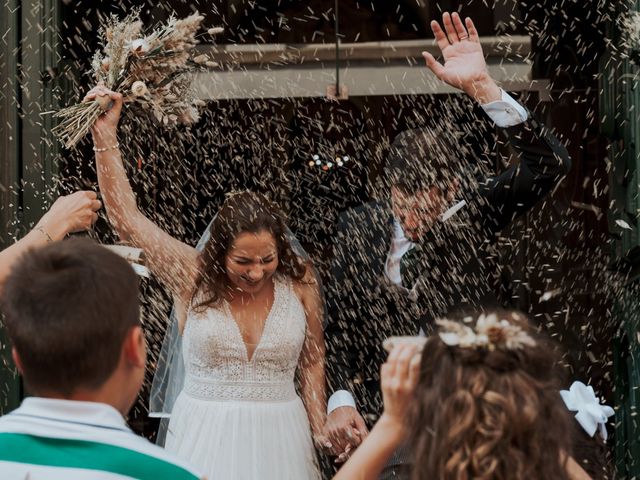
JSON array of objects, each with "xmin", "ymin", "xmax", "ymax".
[
  {"xmin": 2, "ymin": 238, "xmax": 140, "ymax": 396},
  {"xmin": 386, "ymin": 127, "xmax": 461, "ymax": 195}
]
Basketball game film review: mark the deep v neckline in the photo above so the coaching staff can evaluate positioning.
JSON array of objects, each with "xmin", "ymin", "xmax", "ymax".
[{"xmin": 224, "ymin": 278, "xmax": 281, "ymax": 363}]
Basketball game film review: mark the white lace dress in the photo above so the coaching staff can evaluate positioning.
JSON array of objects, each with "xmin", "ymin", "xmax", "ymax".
[{"xmin": 164, "ymin": 276, "xmax": 321, "ymax": 480}]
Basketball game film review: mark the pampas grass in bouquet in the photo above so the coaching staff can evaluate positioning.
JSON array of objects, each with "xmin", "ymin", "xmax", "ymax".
[{"xmin": 53, "ymin": 10, "xmax": 222, "ymax": 149}]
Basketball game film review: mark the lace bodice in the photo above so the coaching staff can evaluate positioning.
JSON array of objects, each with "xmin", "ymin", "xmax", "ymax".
[{"xmin": 182, "ymin": 276, "xmax": 307, "ymax": 401}]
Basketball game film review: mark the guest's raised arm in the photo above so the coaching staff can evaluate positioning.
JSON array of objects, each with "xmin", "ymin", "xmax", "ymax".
[{"xmin": 0, "ymin": 191, "xmax": 101, "ymax": 291}]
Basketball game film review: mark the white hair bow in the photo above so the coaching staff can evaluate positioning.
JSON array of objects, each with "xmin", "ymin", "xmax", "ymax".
[{"xmin": 560, "ymin": 381, "xmax": 614, "ymax": 441}]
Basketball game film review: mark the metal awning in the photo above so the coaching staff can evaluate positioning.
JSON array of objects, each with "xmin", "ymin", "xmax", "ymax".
[{"xmin": 194, "ymin": 36, "xmax": 549, "ymax": 100}]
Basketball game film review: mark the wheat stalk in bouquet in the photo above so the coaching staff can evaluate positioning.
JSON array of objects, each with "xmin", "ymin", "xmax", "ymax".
[{"xmin": 53, "ymin": 10, "xmax": 222, "ymax": 149}]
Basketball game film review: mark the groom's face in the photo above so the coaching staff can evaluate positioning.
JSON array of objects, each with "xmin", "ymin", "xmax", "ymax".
[{"xmin": 392, "ymin": 186, "xmax": 448, "ymax": 241}]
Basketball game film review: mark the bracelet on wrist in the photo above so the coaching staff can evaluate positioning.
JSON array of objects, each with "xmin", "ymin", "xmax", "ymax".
[
  {"xmin": 35, "ymin": 226, "xmax": 54, "ymax": 243},
  {"xmin": 93, "ymin": 142, "xmax": 120, "ymax": 153}
]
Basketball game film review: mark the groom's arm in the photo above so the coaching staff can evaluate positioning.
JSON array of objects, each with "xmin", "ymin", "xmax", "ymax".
[
  {"xmin": 322, "ymin": 210, "xmax": 370, "ymax": 459},
  {"xmin": 420, "ymin": 12, "xmax": 571, "ymax": 234},
  {"xmin": 325, "ymin": 211, "xmax": 362, "ymax": 406},
  {"xmin": 479, "ymin": 106, "xmax": 572, "ymax": 232}
]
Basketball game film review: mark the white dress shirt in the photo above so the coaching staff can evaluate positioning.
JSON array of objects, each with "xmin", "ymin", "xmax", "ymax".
[
  {"xmin": 327, "ymin": 90, "xmax": 529, "ymax": 414},
  {"xmin": 385, "ymin": 219, "xmax": 415, "ymax": 287}
]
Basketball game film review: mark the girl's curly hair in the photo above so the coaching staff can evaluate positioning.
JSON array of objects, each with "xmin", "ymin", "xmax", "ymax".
[{"xmin": 409, "ymin": 309, "xmax": 573, "ymax": 480}]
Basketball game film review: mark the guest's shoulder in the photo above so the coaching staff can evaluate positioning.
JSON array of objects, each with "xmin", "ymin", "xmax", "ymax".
[
  {"xmin": 340, "ymin": 200, "xmax": 388, "ymax": 217},
  {"xmin": 0, "ymin": 412, "xmax": 204, "ymax": 480},
  {"xmin": 0, "ymin": 404, "xmax": 30, "ymax": 432},
  {"xmin": 0, "ymin": 413, "xmax": 12, "ymax": 431},
  {"xmin": 336, "ymin": 200, "xmax": 391, "ymax": 228},
  {"xmin": 112, "ymin": 431, "xmax": 205, "ymax": 480}
]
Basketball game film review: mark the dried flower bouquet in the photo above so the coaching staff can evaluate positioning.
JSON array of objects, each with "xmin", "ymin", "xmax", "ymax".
[{"xmin": 53, "ymin": 10, "xmax": 221, "ymax": 149}]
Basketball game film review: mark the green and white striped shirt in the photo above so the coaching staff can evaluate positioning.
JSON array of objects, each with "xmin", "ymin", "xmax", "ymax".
[{"xmin": 0, "ymin": 397, "xmax": 203, "ymax": 480}]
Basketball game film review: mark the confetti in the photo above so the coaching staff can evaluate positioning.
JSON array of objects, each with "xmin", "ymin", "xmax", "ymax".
[{"xmin": 616, "ymin": 219, "xmax": 634, "ymax": 230}]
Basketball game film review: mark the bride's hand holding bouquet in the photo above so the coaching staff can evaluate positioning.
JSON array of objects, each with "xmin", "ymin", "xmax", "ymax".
[{"xmin": 85, "ymin": 85, "xmax": 122, "ymax": 150}]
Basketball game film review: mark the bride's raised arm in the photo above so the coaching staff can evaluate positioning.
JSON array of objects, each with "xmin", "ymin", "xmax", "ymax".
[{"xmin": 86, "ymin": 86, "xmax": 199, "ymax": 301}]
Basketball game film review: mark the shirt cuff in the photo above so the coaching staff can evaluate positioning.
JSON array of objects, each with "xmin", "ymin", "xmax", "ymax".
[
  {"xmin": 481, "ymin": 89, "xmax": 529, "ymax": 127},
  {"xmin": 327, "ymin": 390, "xmax": 357, "ymax": 414}
]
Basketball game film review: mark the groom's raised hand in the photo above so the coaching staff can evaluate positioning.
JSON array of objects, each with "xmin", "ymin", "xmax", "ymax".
[{"xmin": 422, "ymin": 12, "xmax": 501, "ymax": 104}]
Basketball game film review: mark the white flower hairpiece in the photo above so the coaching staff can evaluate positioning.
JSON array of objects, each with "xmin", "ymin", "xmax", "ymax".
[
  {"xmin": 436, "ymin": 312, "xmax": 537, "ymax": 351},
  {"xmin": 561, "ymin": 381, "xmax": 615, "ymax": 441}
]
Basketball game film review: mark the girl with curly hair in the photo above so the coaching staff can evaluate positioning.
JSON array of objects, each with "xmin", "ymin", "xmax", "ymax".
[{"xmin": 334, "ymin": 309, "xmax": 592, "ymax": 480}]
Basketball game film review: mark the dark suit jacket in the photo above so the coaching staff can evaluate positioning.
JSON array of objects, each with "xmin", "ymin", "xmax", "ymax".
[{"xmin": 325, "ymin": 117, "xmax": 572, "ymax": 422}]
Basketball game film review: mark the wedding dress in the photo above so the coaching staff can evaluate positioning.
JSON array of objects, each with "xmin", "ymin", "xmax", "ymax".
[{"xmin": 164, "ymin": 275, "xmax": 321, "ymax": 479}]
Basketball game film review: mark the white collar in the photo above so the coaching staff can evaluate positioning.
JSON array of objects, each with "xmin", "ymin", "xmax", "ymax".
[
  {"xmin": 393, "ymin": 217, "xmax": 409, "ymax": 242},
  {"xmin": 440, "ymin": 200, "xmax": 467, "ymax": 222},
  {"xmin": 10, "ymin": 397, "xmax": 129, "ymax": 432}
]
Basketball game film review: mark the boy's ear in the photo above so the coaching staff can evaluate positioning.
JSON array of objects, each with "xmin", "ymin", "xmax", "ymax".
[
  {"xmin": 122, "ymin": 326, "xmax": 146, "ymax": 369},
  {"xmin": 11, "ymin": 347, "xmax": 24, "ymax": 375}
]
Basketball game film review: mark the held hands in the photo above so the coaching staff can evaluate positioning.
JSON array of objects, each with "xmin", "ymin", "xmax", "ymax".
[
  {"xmin": 83, "ymin": 84, "xmax": 124, "ymax": 147},
  {"xmin": 321, "ymin": 406, "xmax": 369, "ymax": 463},
  {"xmin": 321, "ymin": 344, "xmax": 420, "ymax": 463},
  {"xmin": 37, "ymin": 191, "xmax": 102, "ymax": 240},
  {"xmin": 422, "ymin": 12, "xmax": 501, "ymax": 104}
]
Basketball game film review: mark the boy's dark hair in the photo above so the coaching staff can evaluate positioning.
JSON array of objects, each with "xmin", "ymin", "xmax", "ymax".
[
  {"xmin": 385, "ymin": 128, "xmax": 461, "ymax": 195},
  {"xmin": 1, "ymin": 238, "xmax": 140, "ymax": 396}
]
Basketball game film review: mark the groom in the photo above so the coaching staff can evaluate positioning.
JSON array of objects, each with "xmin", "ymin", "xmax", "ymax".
[{"xmin": 322, "ymin": 12, "xmax": 571, "ymax": 478}]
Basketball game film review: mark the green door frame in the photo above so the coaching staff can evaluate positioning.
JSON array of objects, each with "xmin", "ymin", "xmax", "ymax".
[
  {"xmin": 0, "ymin": 0, "xmax": 22, "ymax": 415},
  {"xmin": 601, "ymin": 1, "xmax": 640, "ymax": 477},
  {"xmin": 0, "ymin": 0, "xmax": 60, "ymax": 413}
]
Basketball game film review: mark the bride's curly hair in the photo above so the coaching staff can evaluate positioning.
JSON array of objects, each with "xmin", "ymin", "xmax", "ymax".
[
  {"xmin": 409, "ymin": 309, "xmax": 573, "ymax": 480},
  {"xmin": 193, "ymin": 191, "xmax": 307, "ymax": 310}
]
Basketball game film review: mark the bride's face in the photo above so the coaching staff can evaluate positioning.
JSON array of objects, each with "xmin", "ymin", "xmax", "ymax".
[{"xmin": 225, "ymin": 230, "xmax": 279, "ymax": 294}]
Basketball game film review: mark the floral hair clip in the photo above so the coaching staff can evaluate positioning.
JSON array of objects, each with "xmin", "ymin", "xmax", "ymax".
[
  {"xmin": 561, "ymin": 381, "xmax": 614, "ymax": 441},
  {"xmin": 436, "ymin": 313, "xmax": 537, "ymax": 351}
]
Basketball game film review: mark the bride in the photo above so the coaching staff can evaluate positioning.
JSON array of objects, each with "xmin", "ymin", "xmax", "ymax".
[{"xmin": 85, "ymin": 85, "xmax": 325, "ymax": 479}]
